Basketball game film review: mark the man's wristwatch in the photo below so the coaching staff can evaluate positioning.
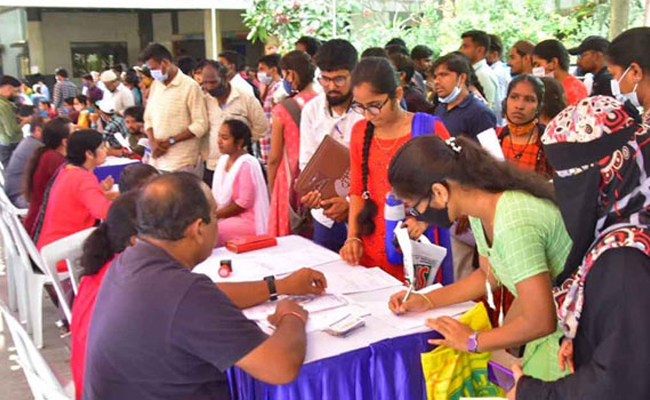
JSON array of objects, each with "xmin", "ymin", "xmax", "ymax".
[
  {"xmin": 264, "ymin": 275, "xmax": 278, "ymax": 301},
  {"xmin": 467, "ymin": 332, "xmax": 480, "ymax": 353},
  {"xmin": 168, "ymin": 136, "xmax": 176, "ymax": 146}
]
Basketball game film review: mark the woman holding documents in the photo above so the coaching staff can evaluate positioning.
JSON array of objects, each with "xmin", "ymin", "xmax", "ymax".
[
  {"xmin": 212, "ymin": 119, "xmax": 269, "ymax": 246},
  {"xmin": 339, "ymin": 57, "xmax": 450, "ymax": 281},
  {"xmin": 498, "ymin": 74, "xmax": 553, "ymax": 178},
  {"xmin": 387, "ymin": 134, "xmax": 570, "ymax": 381}
]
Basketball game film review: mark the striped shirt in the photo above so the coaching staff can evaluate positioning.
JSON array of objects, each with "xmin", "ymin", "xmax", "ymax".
[
  {"xmin": 144, "ymin": 70, "xmax": 208, "ymax": 172},
  {"xmin": 53, "ymin": 80, "xmax": 78, "ymax": 112},
  {"xmin": 259, "ymin": 80, "xmax": 282, "ymax": 166}
]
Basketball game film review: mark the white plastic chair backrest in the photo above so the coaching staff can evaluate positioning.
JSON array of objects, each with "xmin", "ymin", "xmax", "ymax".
[
  {"xmin": 41, "ymin": 228, "xmax": 95, "ymax": 296},
  {"xmin": 0, "ymin": 161, "xmax": 5, "ymax": 187},
  {"xmin": 4, "ymin": 205, "xmax": 72, "ymax": 322},
  {"xmin": 0, "ymin": 303, "xmax": 71, "ymax": 400},
  {"xmin": 0, "ymin": 184, "xmax": 27, "ymax": 216}
]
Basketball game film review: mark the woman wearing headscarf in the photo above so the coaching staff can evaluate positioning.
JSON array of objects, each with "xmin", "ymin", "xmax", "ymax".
[{"xmin": 510, "ymin": 96, "xmax": 650, "ymax": 399}]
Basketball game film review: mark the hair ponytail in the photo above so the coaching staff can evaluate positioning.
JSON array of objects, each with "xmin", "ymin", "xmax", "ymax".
[
  {"xmin": 388, "ymin": 135, "xmax": 556, "ymax": 203},
  {"xmin": 80, "ymin": 223, "xmax": 114, "ymax": 277},
  {"xmin": 357, "ymin": 122, "xmax": 378, "ymax": 236},
  {"xmin": 79, "ymin": 191, "xmax": 139, "ymax": 277}
]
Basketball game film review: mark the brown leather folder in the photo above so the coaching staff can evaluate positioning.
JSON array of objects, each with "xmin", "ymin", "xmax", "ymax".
[{"xmin": 296, "ymin": 135, "xmax": 351, "ymax": 200}]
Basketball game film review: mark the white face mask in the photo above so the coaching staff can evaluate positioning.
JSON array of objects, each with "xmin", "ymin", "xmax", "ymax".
[
  {"xmin": 151, "ymin": 67, "xmax": 168, "ymax": 82},
  {"xmin": 439, "ymin": 78, "xmax": 462, "ymax": 104},
  {"xmin": 611, "ymin": 66, "xmax": 641, "ymax": 108},
  {"xmin": 74, "ymin": 105, "xmax": 83, "ymax": 112},
  {"xmin": 257, "ymin": 71, "xmax": 272, "ymax": 85},
  {"xmin": 532, "ymin": 66, "xmax": 554, "ymax": 78}
]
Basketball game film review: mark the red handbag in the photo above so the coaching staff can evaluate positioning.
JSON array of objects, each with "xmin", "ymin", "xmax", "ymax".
[{"xmin": 225, "ymin": 235, "xmax": 278, "ymax": 253}]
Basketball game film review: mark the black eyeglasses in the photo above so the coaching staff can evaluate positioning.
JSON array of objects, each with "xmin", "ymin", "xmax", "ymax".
[
  {"xmin": 318, "ymin": 75, "xmax": 349, "ymax": 87},
  {"xmin": 409, "ymin": 190, "xmax": 432, "ymax": 218},
  {"xmin": 351, "ymin": 97, "xmax": 391, "ymax": 116}
]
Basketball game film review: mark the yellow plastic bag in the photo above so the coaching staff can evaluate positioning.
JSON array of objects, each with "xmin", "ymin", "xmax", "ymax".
[{"xmin": 421, "ymin": 302, "xmax": 506, "ymax": 400}]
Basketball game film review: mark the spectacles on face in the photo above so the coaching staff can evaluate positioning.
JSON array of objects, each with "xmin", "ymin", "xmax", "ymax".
[
  {"xmin": 318, "ymin": 74, "xmax": 349, "ymax": 87},
  {"xmin": 408, "ymin": 191, "xmax": 432, "ymax": 218},
  {"xmin": 351, "ymin": 96, "xmax": 391, "ymax": 116}
]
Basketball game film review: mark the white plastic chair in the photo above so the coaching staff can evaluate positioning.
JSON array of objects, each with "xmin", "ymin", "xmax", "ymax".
[
  {"xmin": 0, "ymin": 302, "xmax": 72, "ymax": 400},
  {"xmin": 0, "ymin": 182, "xmax": 28, "ymax": 216},
  {"xmin": 0, "ymin": 160, "xmax": 6, "ymax": 187},
  {"xmin": 41, "ymin": 227, "xmax": 95, "ymax": 296},
  {"xmin": 2, "ymin": 204, "xmax": 71, "ymax": 348},
  {"xmin": 0, "ymin": 203, "xmax": 30, "ymax": 325}
]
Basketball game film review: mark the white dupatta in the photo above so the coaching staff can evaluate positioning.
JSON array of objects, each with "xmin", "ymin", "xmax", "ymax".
[{"xmin": 212, "ymin": 153, "xmax": 269, "ymax": 235}]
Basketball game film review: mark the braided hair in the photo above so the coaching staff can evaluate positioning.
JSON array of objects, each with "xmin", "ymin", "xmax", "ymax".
[
  {"xmin": 351, "ymin": 57, "xmax": 399, "ymax": 236},
  {"xmin": 358, "ymin": 122, "xmax": 377, "ymax": 235}
]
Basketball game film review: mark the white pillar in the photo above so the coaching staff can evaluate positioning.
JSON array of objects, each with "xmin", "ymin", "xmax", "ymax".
[
  {"xmin": 26, "ymin": 20, "xmax": 45, "ymax": 75},
  {"xmin": 211, "ymin": 8, "xmax": 218, "ymax": 58}
]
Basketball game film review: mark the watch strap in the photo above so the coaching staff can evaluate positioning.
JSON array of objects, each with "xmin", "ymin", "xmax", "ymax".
[
  {"xmin": 264, "ymin": 275, "xmax": 278, "ymax": 301},
  {"xmin": 467, "ymin": 332, "xmax": 480, "ymax": 353}
]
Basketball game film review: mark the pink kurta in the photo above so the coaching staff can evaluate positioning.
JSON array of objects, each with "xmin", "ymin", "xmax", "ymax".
[
  {"xmin": 216, "ymin": 162, "xmax": 257, "ymax": 246},
  {"xmin": 267, "ymin": 92, "xmax": 317, "ymax": 236}
]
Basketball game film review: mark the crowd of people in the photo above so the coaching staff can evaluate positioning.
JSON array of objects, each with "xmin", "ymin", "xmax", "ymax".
[{"xmin": 1, "ymin": 25, "xmax": 650, "ymax": 400}]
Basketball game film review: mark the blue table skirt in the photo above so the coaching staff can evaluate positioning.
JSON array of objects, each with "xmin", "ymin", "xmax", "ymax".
[{"xmin": 227, "ymin": 330, "xmax": 443, "ymax": 400}]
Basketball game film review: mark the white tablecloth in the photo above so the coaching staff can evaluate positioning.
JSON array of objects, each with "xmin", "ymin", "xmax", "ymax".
[{"xmin": 192, "ymin": 235, "xmax": 457, "ymax": 364}]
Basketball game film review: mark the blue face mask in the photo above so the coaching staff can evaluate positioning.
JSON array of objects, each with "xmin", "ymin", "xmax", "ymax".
[
  {"xmin": 439, "ymin": 78, "xmax": 462, "ymax": 104},
  {"xmin": 88, "ymin": 106, "xmax": 95, "ymax": 113},
  {"xmin": 282, "ymin": 79, "xmax": 294, "ymax": 95}
]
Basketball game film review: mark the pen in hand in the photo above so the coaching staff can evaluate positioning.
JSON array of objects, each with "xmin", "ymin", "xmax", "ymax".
[{"xmin": 402, "ymin": 283, "xmax": 415, "ymax": 305}]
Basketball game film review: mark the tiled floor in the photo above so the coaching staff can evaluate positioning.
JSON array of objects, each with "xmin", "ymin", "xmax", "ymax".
[{"xmin": 0, "ymin": 240, "xmax": 74, "ymax": 399}]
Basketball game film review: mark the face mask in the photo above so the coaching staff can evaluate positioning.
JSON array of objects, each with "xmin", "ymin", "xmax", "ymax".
[
  {"xmin": 413, "ymin": 188, "xmax": 454, "ymax": 228},
  {"xmin": 258, "ymin": 72, "xmax": 272, "ymax": 85},
  {"xmin": 439, "ymin": 78, "xmax": 462, "ymax": 104},
  {"xmin": 611, "ymin": 67, "xmax": 641, "ymax": 108},
  {"xmin": 415, "ymin": 204, "xmax": 453, "ymax": 229},
  {"xmin": 151, "ymin": 68, "xmax": 168, "ymax": 82},
  {"xmin": 282, "ymin": 78, "xmax": 295, "ymax": 95},
  {"xmin": 74, "ymin": 105, "xmax": 83, "ymax": 112},
  {"xmin": 532, "ymin": 66, "xmax": 553, "ymax": 78},
  {"xmin": 208, "ymin": 83, "xmax": 229, "ymax": 99},
  {"xmin": 88, "ymin": 106, "xmax": 95, "ymax": 113}
]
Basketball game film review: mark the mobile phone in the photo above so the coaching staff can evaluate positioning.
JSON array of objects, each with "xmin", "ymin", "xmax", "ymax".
[{"xmin": 487, "ymin": 361, "xmax": 515, "ymax": 392}]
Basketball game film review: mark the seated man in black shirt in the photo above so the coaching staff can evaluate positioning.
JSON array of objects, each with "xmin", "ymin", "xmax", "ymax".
[{"xmin": 84, "ymin": 172, "xmax": 323, "ymax": 400}]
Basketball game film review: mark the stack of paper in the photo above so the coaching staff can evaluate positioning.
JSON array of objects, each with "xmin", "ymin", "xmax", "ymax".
[
  {"xmin": 243, "ymin": 294, "xmax": 353, "ymax": 333},
  {"xmin": 324, "ymin": 267, "xmax": 404, "ymax": 295}
]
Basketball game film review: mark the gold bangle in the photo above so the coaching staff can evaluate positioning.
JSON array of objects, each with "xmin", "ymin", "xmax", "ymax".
[
  {"xmin": 345, "ymin": 237, "xmax": 362, "ymax": 245},
  {"xmin": 417, "ymin": 292, "xmax": 435, "ymax": 310}
]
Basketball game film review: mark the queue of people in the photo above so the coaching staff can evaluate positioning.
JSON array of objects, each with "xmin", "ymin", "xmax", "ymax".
[{"xmin": 1, "ymin": 26, "xmax": 650, "ymax": 400}]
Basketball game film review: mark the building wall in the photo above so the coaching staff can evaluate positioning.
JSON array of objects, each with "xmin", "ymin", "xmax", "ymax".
[
  {"xmin": 0, "ymin": 8, "xmax": 27, "ymax": 77},
  {"xmin": 40, "ymin": 11, "xmax": 140, "ymax": 76}
]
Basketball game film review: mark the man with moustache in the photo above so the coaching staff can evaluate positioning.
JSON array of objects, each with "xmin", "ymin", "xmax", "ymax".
[
  {"xmin": 299, "ymin": 39, "xmax": 364, "ymax": 252},
  {"xmin": 201, "ymin": 60, "xmax": 268, "ymax": 186}
]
